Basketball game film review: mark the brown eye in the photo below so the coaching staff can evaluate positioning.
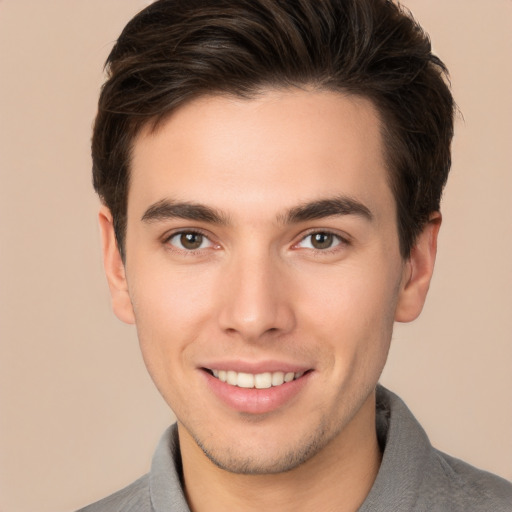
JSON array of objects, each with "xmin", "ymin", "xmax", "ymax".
[
  {"xmin": 310, "ymin": 232, "xmax": 334, "ymax": 249},
  {"xmin": 297, "ymin": 232, "xmax": 343, "ymax": 250},
  {"xmin": 168, "ymin": 231, "xmax": 211, "ymax": 250},
  {"xmin": 180, "ymin": 233, "xmax": 203, "ymax": 249}
]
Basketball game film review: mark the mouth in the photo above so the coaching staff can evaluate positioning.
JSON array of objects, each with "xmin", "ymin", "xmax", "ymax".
[
  {"xmin": 202, "ymin": 365, "xmax": 313, "ymax": 414},
  {"xmin": 204, "ymin": 369, "xmax": 307, "ymax": 389}
]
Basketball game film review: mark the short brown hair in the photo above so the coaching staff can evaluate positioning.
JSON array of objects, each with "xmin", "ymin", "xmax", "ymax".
[{"xmin": 92, "ymin": 0, "xmax": 455, "ymax": 259}]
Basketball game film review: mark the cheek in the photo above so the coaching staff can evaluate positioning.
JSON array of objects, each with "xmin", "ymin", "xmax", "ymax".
[
  {"xmin": 129, "ymin": 262, "xmax": 217, "ymax": 327},
  {"xmin": 300, "ymin": 260, "xmax": 400, "ymax": 322},
  {"xmin": 127, "ymin": 267, "xmax": 218, "ymax": 383},
  {"xmin": 296, "ymin": 260, "xmax": 400, "ymax": 365}
]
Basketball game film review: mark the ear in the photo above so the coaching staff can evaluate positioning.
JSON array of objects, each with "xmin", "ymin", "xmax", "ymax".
[
  {"xmin": 98, "ymin": 206, "xmax": 135, "ymax": 324},
  {"xmin": 395, "ymin": 212, "xmax": 442, "ymax": 323}
]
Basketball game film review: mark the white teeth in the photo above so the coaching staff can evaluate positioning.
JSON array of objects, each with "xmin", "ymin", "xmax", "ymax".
[
  {"xmin": 227, "ymin": 370, "xmax": 238, "ymax": 385},
  {"xmin": 210, "ymin": 369, "xmax": 305, "ymax": 388},
  {"xmin": 237, "ymin": 372, "xmax": 254, "ymax": 388},
  {"xmin": 271, "ymin": 371, "xmax": 285, "ymax": 386},
  {"xmin": 254, "ymin": 372, "xmax": 272, "ymax": 389}
]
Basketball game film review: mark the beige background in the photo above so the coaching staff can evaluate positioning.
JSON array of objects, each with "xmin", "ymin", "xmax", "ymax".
[{"xmin": 0, "ymin": 1, "xmax": 511, "ymax": 511}]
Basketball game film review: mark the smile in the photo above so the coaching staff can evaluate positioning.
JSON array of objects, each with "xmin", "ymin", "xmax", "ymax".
[{"xmin": 209, "ymin": 369, "xmax": 305, "ymax": 389}]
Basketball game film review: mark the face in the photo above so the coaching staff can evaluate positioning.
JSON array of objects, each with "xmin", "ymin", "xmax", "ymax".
[{"xmin": 101, "ymin": 89, "xmax": 437, "ymax": 474}]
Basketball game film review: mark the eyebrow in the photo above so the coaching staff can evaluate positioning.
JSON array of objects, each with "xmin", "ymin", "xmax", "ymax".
[
  {"xmin": 141, "ymin": 196, "xmax": 373, "ymax": 226},
  {"xmin": 280, "ymin": 196, "xmax": 373, "ymax": 224},
  {"xmin": 141, "ymin": 199, "xmax": 230, "ymax": 225}
]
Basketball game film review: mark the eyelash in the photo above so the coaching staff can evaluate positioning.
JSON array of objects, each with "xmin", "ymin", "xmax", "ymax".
[
  {"xmin": 294, "ymin": 230, "xmax": 350, "ymax": 252},
  {"xmin": 163, "ymin": 229, "xmax": 350, "ymax": 254},
  {"xmin": 164, "ymin": 229, "xmax": 216, "ymax": 252}
]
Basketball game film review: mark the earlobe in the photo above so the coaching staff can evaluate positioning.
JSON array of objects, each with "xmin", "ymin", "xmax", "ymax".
[
  {"xmin": 395, "ymin": 212, "xmax": 442, "ymax": 323},
  {"xmin": 98, "ymin": 206, "xmax": 135, "ymax": 324}
]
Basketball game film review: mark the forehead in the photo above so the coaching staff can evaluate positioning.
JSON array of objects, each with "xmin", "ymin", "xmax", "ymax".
[{"xmin": 128, "ymin": 89, "xmax": 393, "ymax": 221}]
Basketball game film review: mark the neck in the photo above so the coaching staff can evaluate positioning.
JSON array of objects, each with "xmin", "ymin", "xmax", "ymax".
[{"xmin": 179, "ymin": 391, "xmax": 381, "ymax": 512}]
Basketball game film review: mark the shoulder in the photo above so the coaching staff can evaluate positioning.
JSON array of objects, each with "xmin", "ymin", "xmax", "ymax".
[
  {"xmin": 75, "ymin": 474, "xmax": 150, "ymax": 512},
  {"xmin": 426, "ymin": 449, "xmax": 512, "ymax": 511},
  {"xmin": 75, "ymin": 425, "xmax": 188, "ymax": 512},
  {"xmin": 366, "ymin": 387, "xmax": 512, "ymax": 511}
]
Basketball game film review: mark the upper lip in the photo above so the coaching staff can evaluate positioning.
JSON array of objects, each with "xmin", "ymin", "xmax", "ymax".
[{"xmin": 199, "ymin": 360, "xmax": 312, "ymax": 374}]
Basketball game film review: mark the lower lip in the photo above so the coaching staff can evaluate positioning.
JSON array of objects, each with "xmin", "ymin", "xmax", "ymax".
[{"xmin": 202, "ymin": 370, "xmax": 312, "ymax": 415}]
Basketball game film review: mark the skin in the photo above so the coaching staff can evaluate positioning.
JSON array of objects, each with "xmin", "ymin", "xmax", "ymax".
[{"xmin": 100, "ymin": 88, "xmax": 440, "ymax": 512}]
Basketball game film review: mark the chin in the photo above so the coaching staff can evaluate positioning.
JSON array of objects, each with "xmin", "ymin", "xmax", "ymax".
[{"xmin": 188, "ymin": 416, "xmax": 338, "ymax": 475}]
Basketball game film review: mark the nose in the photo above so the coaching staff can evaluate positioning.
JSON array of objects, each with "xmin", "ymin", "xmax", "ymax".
[{"xmin": 217, "ymin": 250, "xmax": 296, "ymax": 342}]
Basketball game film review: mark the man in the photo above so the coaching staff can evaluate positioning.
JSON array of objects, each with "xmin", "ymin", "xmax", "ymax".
[{"xmin": 79, "ymin": 0, "xmax": 512, "ymax": 510}]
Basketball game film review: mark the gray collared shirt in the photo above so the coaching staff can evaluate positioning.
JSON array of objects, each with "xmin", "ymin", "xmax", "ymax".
[{"xmin": 77, "ymin": 386, "xmax": 512, "ymax": 511}]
